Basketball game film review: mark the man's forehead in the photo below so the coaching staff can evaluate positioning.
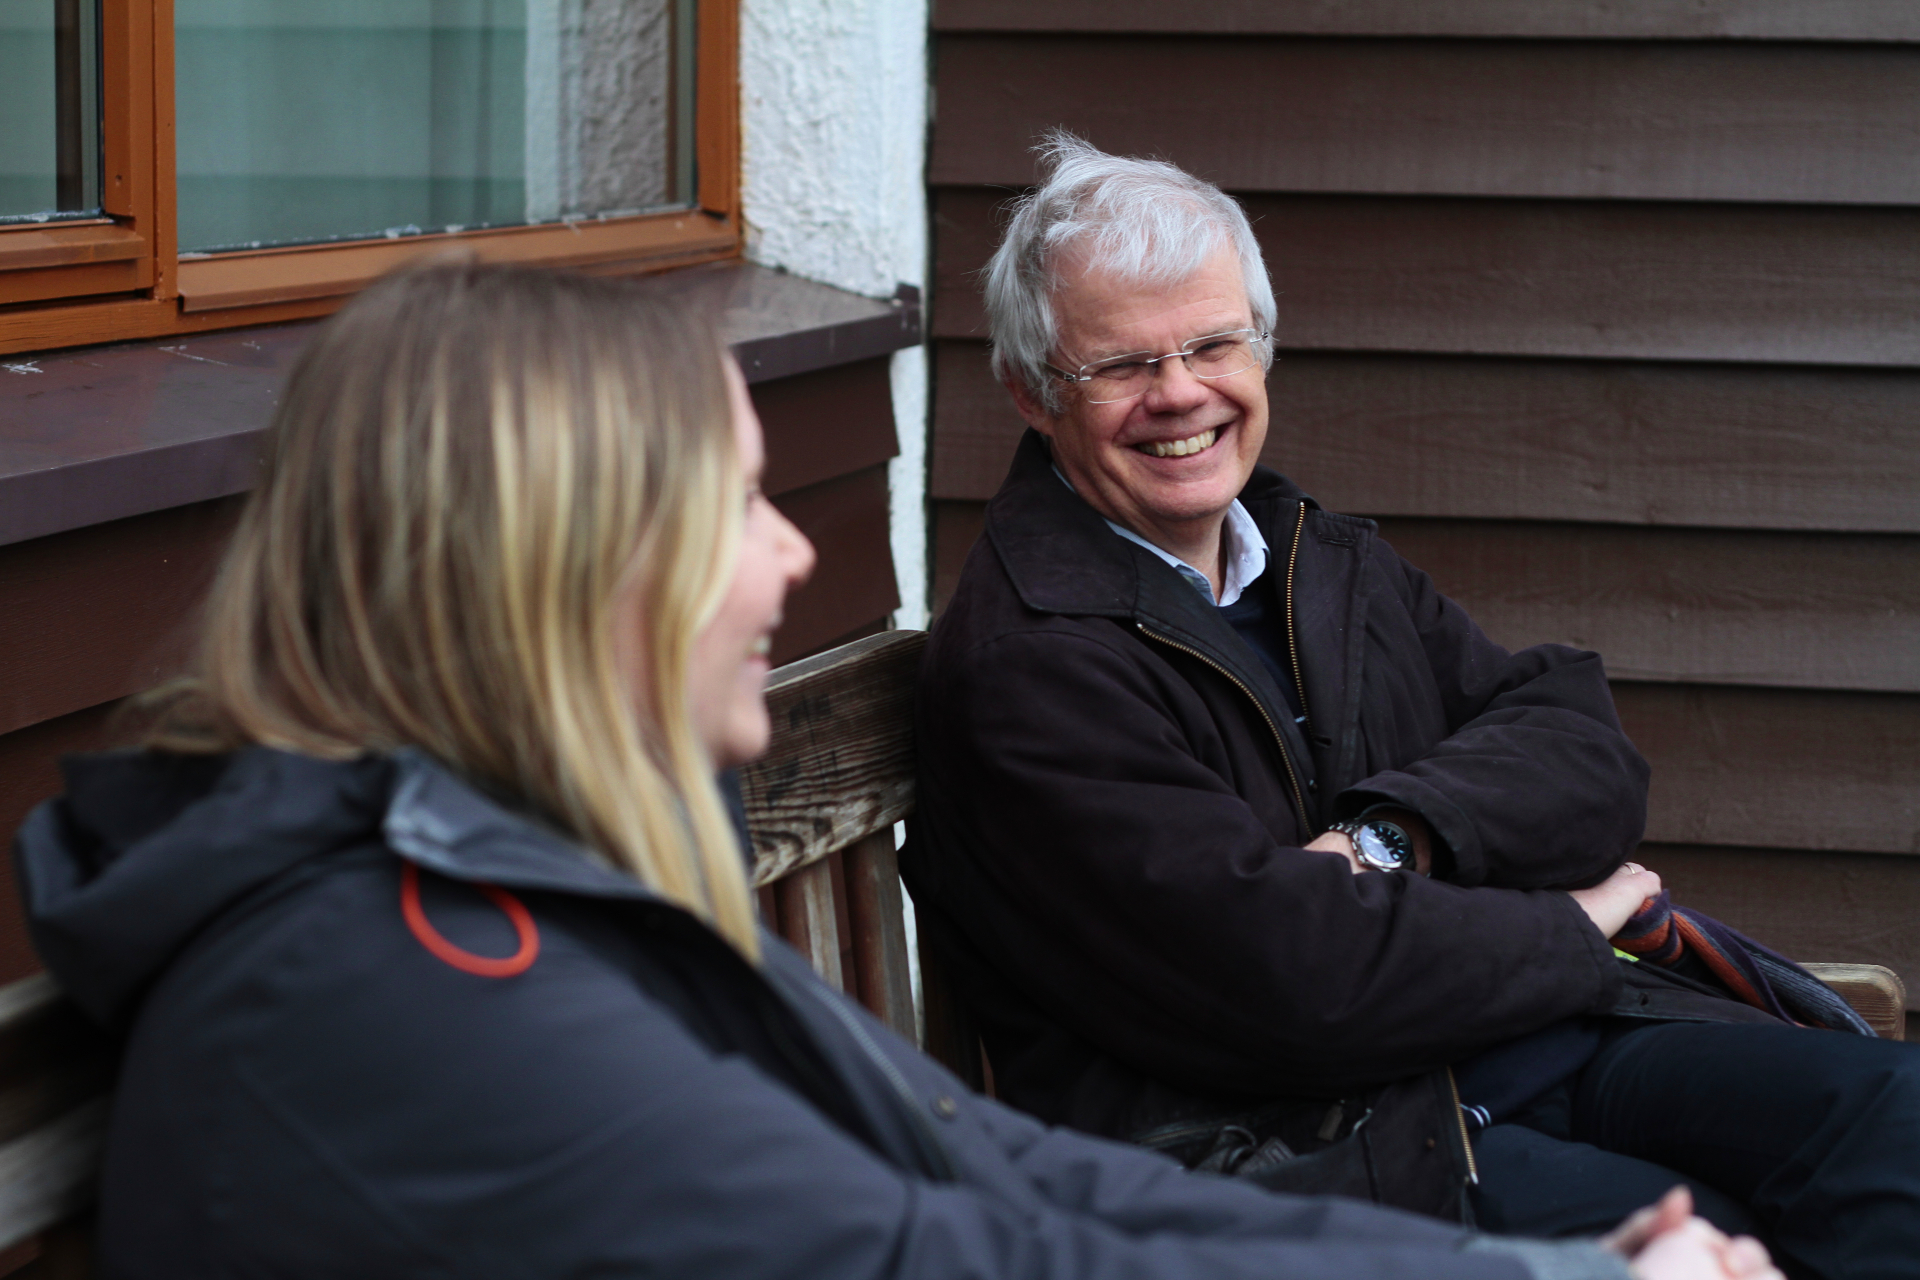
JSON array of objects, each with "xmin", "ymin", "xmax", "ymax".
[{"xmin": 1050, "ymin": 251, "xmax": 1252, "ymax": 357}]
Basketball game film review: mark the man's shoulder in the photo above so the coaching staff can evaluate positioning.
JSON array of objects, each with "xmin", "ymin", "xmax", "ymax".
[{"xmin": 927, "ymin": 545, "xmax": 1143, "ymax": 682}]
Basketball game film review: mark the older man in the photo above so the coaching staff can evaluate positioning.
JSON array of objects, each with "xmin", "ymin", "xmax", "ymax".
[{"xmin": 904, "ymin": 134, "xmax": 1920, "ymax": 1276}]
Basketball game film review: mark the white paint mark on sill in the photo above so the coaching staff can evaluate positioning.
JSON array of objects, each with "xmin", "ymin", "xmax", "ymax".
[
  {"xmin": 159, "ymin": 346, "xmax": 231, "ymax": 367},
  {"xmin": 3, "ymin": 362, "xmax": 42, "ymax": 375}
]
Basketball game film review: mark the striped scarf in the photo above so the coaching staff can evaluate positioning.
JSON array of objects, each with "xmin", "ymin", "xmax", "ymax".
[{"xmin": 1613, "ymin": 890, "xmax": 1874, "ymax": 1036}]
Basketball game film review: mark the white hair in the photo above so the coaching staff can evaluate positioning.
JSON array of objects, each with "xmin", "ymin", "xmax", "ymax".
[{"xmin": 983, "ymin": 131, "xmax": 1277, "ymax": 413}]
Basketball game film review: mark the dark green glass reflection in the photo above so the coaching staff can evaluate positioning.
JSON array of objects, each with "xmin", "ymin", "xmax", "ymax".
[
  {"xmin": 175, "ymin": 0, "xmax": 696, "ymax": 255},
  {"xmin": 1, "ymin": 0, "xmax": 102, "ymax": 223}
]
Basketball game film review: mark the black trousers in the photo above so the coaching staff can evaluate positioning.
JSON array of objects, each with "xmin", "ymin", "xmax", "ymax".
[{"xmin": 1471, "ymin": 1021, "xmax": 1920, "ymax": 1280}]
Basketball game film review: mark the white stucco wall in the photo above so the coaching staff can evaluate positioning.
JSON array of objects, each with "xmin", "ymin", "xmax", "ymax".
[{"xmin": 739, "ymin": 0, "xmax": 930, "ymax": 632}]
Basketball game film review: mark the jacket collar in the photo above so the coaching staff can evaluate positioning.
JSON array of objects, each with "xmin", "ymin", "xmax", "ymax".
[
  {"xmin": 987, "ymin": 429, "xmax": 1319, "ymax": 626},
  {"xmin": 982, "ymin": 428, "xmax": 1383, "ymax": 821},
  {"xmin": 382, "ymin": 748, "xmax": 667, "ymax": 901}
]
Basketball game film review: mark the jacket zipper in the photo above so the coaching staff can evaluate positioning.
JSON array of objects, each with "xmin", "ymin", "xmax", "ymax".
[
  {"xmin": 1282, "ymin": 502, "xmax": 1315, "ymax": 739},
  {"xmin": 1444, "ymin": 1066, "xmax": 1480, "ymax": 1185},
  {"xmin": 806, "ymin": 980, "xmax": 959, "ymax": 1181},
  {"xmin": 1137, "ymin": 623, "xmax": 1314, "ymax": 838}
]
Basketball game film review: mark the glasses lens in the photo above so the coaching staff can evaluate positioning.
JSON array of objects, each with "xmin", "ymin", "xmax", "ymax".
[
  {"xmin": 1186, "ymin": 332, "xmax": 1259, "ymax": 380},
  {"xmin": 1084, "ymin": 357, "xmax": 1153, "ymax": 404},
  {"xmin": 1074, "ymin": 332, "xmax": 1267, "ymax": 403}
]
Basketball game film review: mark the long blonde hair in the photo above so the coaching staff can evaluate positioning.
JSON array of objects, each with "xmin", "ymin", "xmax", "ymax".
[{"xmin": 151, "ymin": 259, "xmax": 760, "ymax": 958}]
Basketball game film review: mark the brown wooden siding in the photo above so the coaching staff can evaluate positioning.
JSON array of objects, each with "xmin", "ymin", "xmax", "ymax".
[
  {"xmin": 927, "ymin": 5, "xmax": 1920, "ymax": 1000},
  {"xmin": 932, "ymin": 2, "xmax": 1920, "ymax": 42},
  {"xmin": 0, "ymin": 356, "xmax": 901, "ymax": 987}
]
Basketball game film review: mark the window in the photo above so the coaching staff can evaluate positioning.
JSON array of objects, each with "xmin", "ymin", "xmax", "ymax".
[{"xmin": 0, "ymin": 0, "xmax": 738, "ymax": 355}]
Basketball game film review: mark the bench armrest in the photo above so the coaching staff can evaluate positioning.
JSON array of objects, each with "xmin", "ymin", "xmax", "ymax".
[{"xmin": 1803, "ymin": 963, "xmax": 1906, "ymax": 1040}]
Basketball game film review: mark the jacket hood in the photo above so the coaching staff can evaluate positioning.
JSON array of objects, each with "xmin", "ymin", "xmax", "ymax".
[{"xmin": 14, "ymin": 746, "xmax": 660, "ymax": 1030}]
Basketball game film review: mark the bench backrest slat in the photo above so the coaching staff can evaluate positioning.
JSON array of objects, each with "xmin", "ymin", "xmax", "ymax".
[{"xmin": 740, "ymin": 630, "xmax": 925, "ymax": 887}]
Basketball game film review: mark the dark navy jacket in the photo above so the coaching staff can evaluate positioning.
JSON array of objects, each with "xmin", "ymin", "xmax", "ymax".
[{"xmin": 14, "ymin": 746, "xmax": 1626, "ymax": 1279}]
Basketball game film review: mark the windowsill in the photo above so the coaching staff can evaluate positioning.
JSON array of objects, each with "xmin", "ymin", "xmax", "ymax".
[{"xmin": 0, "ymin": 261, "xmax": 922, "ymax": 549}]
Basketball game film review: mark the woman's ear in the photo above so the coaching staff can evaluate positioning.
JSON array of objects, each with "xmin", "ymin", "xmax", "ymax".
[{"xmin": 1004, "ymin": 377, "xmax": 1058, "ymax": 436}]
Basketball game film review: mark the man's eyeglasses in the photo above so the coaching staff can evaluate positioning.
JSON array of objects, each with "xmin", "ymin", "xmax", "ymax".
[{"xmin": 1045, "ymin": 329, "xmax": 1272, "ymax": 405}]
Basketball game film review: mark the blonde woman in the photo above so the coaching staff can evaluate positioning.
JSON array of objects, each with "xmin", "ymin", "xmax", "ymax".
[{"xmin": 15, "ymin": 263, "xmax": 1772, "ymax": 1280}]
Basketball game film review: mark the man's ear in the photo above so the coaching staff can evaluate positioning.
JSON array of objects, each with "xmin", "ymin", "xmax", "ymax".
[{"xmin": 1004, "ymin": 377, "xmax": 1058, "ymax": 435}]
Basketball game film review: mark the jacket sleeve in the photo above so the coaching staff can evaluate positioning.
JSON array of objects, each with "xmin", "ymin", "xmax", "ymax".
[
  {"xmin": 916, "ymin": 625, "xmax": 1621, "ymax": 1096},
  {"xmin": 215, "ymin": 888, "xmax": 1549, "ymax": 1280},
  {"xmin": 1334, "ymin": 545, "xmax": 1651, "ymax": 891},
  {"xmin": 966, "ymin": 1091, "xmax": 1629, "ymax": 1280}
]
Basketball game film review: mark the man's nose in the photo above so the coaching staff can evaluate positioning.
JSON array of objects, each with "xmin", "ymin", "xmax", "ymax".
[{"xmin": 1142, "ymin": 354, "xmax": 1211, "ymax": 411}]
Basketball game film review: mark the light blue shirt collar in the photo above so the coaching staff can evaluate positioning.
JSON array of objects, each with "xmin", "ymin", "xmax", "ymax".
[{"xmin": 1053, "ymin": 466, "xmax": 1269, "ymax": 606}]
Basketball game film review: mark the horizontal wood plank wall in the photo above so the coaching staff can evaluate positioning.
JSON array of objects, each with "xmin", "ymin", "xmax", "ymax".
[
  {"xmin": 932, "ymin": 2, "xmax": 1920, "ymax": 41},
  {"xmin": 927, "ymin": 7, "xmax": 1920, "ymax": 1001},
  {"xmin": 0, "ymin": 357, "xmax": 903, "ymax": 986}
]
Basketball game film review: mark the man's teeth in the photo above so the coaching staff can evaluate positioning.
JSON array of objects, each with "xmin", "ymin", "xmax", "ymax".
[{"xmin": 1141, "ymin": 428, "xmax": 1217, "ymax": 458}]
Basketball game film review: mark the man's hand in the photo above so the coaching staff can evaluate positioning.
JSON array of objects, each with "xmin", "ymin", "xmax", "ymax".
[
  {"xmin": 1603, "ymin": 1187, "xmax": 1783, "ymax": 1280},
  {"xmin": 1305, "ymin": 829, "xmax": 1366, "ymax": 873},
  {"xmin": 1305, "ymin": 808, "xmax": 1435, "ymax": 875},
  {"xmin": 1567, "ymin": 861, "xmax": 1661, "ymax": 939}
]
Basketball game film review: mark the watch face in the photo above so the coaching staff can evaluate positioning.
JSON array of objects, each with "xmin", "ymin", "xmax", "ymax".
[{"xmin": 1354, "ymin": 825, "xmax": 1411, "ymax": 871}]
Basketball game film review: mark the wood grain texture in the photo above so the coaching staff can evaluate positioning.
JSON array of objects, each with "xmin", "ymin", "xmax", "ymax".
[
  {"xmin": 0, "ymin": 225, "xmax": 143, "ymax": 275},
  {"xmin": 931, "ymin": 501, "xmax": 988, "ymax": 617},
  {"xmin": 768, "ymin": 464, "xmax": 901, "ymax": 665},
  {"xmin": 1620, "ymin": 686, "xmax": 1919, "ymax": 855},
  {"xmin": 1643, "ymin": 843, "xmax": 1920, "ymax": 1011},
  {"xmin": 0, "ymin": 1100, "xmax": 105, "ymax": 1257},
  {"xmin": 175, "ymin": 215, "xmax": 737, "ymax": 313},
  {"xmin": 1374, "ymin": 519, "xmax": 1919, "ymax": 693},
  {"xmin": 774, "ymin": 860, "xmax": 845, "ymax": 991},
  {"xmin": 843, "ymin": 829, "xmax": 918, "ymax": 1040},
  {"xmin": 754, "ymin": 356, "xmax": 899, "ymax": 500},
  {"xmin": 933, "ymin": 187, "xmax": 1920, "ymax": 366},
  {"xmin": 934, "ymin": 36, "xmax": 1920, "ymax": 205},
  {"xmin": 1803, "ymin": 964, "xmax": 1906, "ymax": 1039},
  {"xmin": 741, "ymin": 630, "xmax": 927, "ymax": 886},
  {"xmin": 932, "ymin": 0, "xmax": 1920, "ymax": 40},
  {"xmin": 932, "ymin": 340, "xmax": 1920, "ymax": 534},
  {"xmin": 0, "ymin": 499, "xmax": 240, "ymax": 740},
  {"xmin": 0, "ymin": 976, "xmax": 114, "ymax": 1252},
  {"xmin": 0, "ymin": 979, "xmax": 113, "ymax": 1153}
]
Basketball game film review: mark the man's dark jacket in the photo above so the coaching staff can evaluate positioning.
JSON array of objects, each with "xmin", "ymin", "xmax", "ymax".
[
  {"xmin": 11, "ymin": 744, "xmax": 1631, "ymax": 1279},
  {"xmin": 906, "ymin": 431, "xmax": 1772, "ymax": 1158}
]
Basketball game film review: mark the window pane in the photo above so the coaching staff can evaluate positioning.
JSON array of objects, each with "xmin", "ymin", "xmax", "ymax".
[
  {"xmin": 175, "ymin": 0, "xmax": 697, "ymax": 255},
  {"xmin": 0, "ymin": 0, "xmax": 102, "ymax": 223}
]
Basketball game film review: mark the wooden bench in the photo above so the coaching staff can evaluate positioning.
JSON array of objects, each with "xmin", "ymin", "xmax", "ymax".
[{"xmin": 0, "ymin": 627, "xmax": 1902, "ymax": 1273}]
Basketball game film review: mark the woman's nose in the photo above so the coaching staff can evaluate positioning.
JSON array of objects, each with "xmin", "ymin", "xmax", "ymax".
[{"xmin": 778, "ymin": 508, "xmax": 816, "ymax": 588}]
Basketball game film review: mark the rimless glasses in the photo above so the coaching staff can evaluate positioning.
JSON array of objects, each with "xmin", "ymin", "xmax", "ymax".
[{"xmin": 1044, "ymin": 328, "xmax": 1272, "ymax": 405}]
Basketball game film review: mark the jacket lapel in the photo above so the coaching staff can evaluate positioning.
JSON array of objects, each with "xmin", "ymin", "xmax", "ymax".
[
  {"xmin": 988, "ymin": 430, "xmax": 1365, "ymax": 832},
  {"xmin": 1239, "ymin": 490, "xmax": 1377, "ymax": 810}
]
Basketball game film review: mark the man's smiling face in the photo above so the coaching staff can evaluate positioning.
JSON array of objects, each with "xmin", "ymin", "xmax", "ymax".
[{"xmin": 1011, "ymin": 245, "xmax": 1268, "ymax": 552}]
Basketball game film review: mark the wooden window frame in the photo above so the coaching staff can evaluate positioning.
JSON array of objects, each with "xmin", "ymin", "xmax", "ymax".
[{"xmin": 0, "ymin": 0, "xmax": 741, "ymax": 357}]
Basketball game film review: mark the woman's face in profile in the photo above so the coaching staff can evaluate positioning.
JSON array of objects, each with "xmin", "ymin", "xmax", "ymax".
[{"xmin": 686, "ymin": 362, "xmax": 816, "ymax": 768}]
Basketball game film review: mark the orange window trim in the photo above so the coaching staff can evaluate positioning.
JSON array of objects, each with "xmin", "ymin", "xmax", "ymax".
[{"xmin": 1, "ymin": 0, "xmax": 742, "ymax": 357}]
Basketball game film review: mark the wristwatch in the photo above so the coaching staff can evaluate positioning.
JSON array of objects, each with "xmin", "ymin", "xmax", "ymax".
[{"xmin": 1327, "ymin": 819, "xmax": 1415, "ymax": 873}]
